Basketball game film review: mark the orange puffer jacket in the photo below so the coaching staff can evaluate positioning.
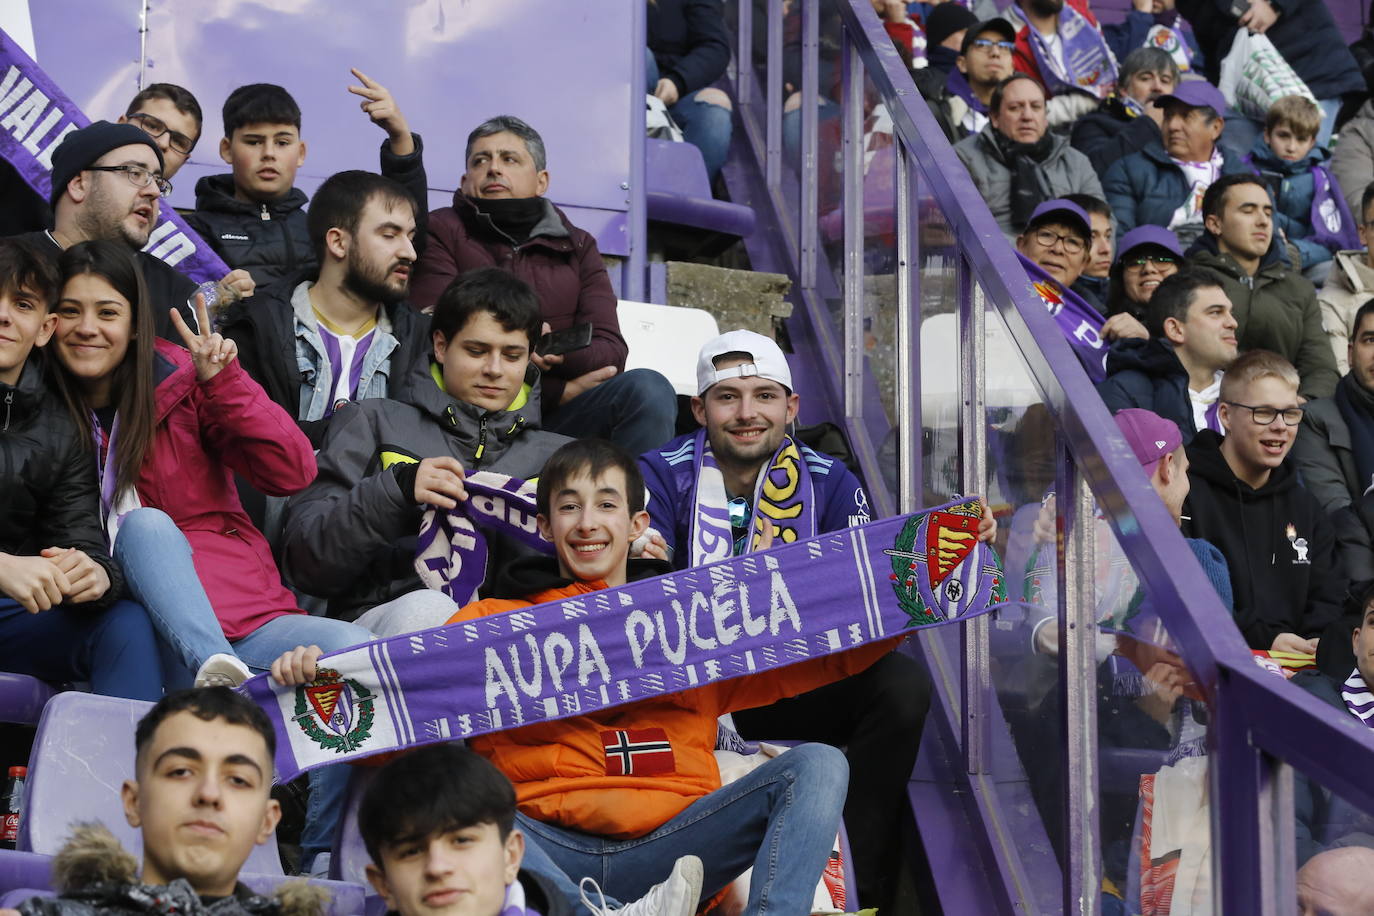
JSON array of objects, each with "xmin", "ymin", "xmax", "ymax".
[{"xmin": 449, "ymin": 575, "xmax": 897, "ymax": 839}]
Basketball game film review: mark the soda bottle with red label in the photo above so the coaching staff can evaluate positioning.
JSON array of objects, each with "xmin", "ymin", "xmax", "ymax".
[{"xmin": 1, "ymin": 765, "xmax": 25, "ymax": 849}]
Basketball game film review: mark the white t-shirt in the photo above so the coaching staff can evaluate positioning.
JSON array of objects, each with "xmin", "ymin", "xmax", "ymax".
[{"xmin": 1168, "ymin": 149, "xmax": 1224, "ymax": 233}]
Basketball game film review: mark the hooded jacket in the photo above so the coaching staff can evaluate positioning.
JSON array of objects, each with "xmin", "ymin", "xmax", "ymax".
[
  {"xmin": 1100, "ymin": 139, "xmax": 1250, "ymax": 238},
  {"xmin": 0, "ymin": 357, "xmax": 123, "ymax": 608},
  {"xmin": 1247, "ymin": 137, "xmax": 1351, "ymax": 271},
  {"xmin": 219, "ymin": 271, "xmax": 431, "ymax": 448},
  {"xmin": 280, "ymin": 362, "xmax": 570, "ymax": 621},
  {"xmin": 409, "ymin": 195, "xmax": 626, "ymax": 409},
  {"xmin": 14, "ymin": 823, "xmax": 326, "ymax": 916},
  {"xmin": 1096, "ymin": 337, "xmax": 1200, "ymax": 443},
  {"xmin": 1292, "ymin": 395, "xmax": 1364, "ymax": 515},
  {"xmin": 184, "ymin": 136, "xmax": 430, "ymax": 289},
  {"xmin": 1069, "ymin": 97, "xmax": 1163, "ymax": 179},
  {"xmin": 1332, "ymin": 100, "xmax": 1374, "ymax": 218},
  {"xmin": 1289, "ymin": 670, "xmax": 1374, "ymax": 864},
  {"xmin": 1181, "ymin": 429, "xmax": 1342, "ymax": 649},
  {"xmin": 1317, "ymin": 250, "xmax": 1374, "ymax": 374},
  {"xmin": 131, "ymin": 340, "xmax": 315, "ymax": 640},
  {"xmin": 953, "ymin": 124, "xmax": 1105, "ymax": 239},
  {"xmin": 448, "ymin": 555, "xmax": 896, "ymax": 840},
  {"xmin": 1187, "ymin": 233, "xmax": 1339, "ymax": 399}
]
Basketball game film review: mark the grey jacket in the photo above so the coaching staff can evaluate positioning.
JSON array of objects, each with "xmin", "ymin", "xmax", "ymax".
[
  {"xmin": 1318, "ymin": 250, "xmax": 1374, "ymax": 375},
  {"xmin": 953, "ymin": 124, "xmax": 1105, "ymax": 240},
  {"xmin": 1293, "ymin": 396, "xmax": 1364, "ymax": 514},
  {"xmin": 281, "ymin": 362, "xmax": 571, "ymax": 620},
  {"xmin": 1332, "ymin": 99, "xmax": 1374, "ymax": 218}
]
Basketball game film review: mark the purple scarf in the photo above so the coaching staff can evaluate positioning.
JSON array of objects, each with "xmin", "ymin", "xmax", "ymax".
[
  {"xmin": 1310, "ymin": 165, "xmax": 1361, "ymax": 251},
  {"xmin": 245, "ymin": 498, "xmax": 1007, "ymax": 781},
  {"xmin": 1342, "ymin": 668, "xmax": 1374, "ymax": 728},
  {"xmin": 1024, "ymin": 4, "xmax": 1117, "ymax": 99},
  {"xmin": 0, "ymin": 31, "xmax": 227, "ymax": 283},
  {"xmin": 415, "ymin": 472, "xmax": 554, "ymax": 604},
  {"xmin": 1016, "ymin": 252, "xmax": 1109, "ymax": 383},
  {"xmin": 945, "ymin": 68, "xmax": 988, "ymax": 114}
]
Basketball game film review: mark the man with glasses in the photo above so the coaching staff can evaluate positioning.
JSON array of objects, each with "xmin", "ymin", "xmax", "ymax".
[
  {"xmin": 916, "ymin": 18, "xmax": 1016, "ymax": 143},
  {"xmin": 119, "ymin": 82, "xmax": 203, "ymax": 181},
  {"xmin": 1190, "ymin": 173, "xmax": 1338, "ymax": 400},
  {"xmin": 1100, "ymin": 269, "xmax": 1237, "ymax": 444},
  {"xmin": 1318, "ymin": 181, "xmax": 1374, "ymax": 374},
  {"xmin": 955, "ymin": 73, "xmax": 1104, "ymax": 240},
  {"xmin": 1182, "ymin": 349, "xmax": 1342, "ymax": 656},
  {"xmin": 10, "ymin": 121, "xmax": 201, "ymax": 340}
]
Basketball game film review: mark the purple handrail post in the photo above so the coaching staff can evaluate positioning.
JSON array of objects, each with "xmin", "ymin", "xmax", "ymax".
[
  {"xmin": 736, "ymin": 0, "xmax": 754, "ymax": 117},
  {"xmin": 1210, "ymin": 688, "xmax": 1268, "ymax": 914},
  {"xmin": 895, "ymin": 137, "xmax": 921, "ymax": 510},
  {"xmin": 1057, "ymin": 442, "xmax": 1101, "ymax": 914},
  {"xmin": 626, "ymin": 0, "xmax": 647, "ymax": 301},
  {"xmin": 799, "ymin": 0, "xmax": 819, "ymax": 290},
  {"xmin": 765, "ymin": 0, "xmax": 783, "ymax": 190},
  {"xmin": 840, "ymin": 33, "xmax": 864, "ymax": 421},
  {"xmin": 958, "ymin": 253, "xmax": 990, "ymax": 774}
]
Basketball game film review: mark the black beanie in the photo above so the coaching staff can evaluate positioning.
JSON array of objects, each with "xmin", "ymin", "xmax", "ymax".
[
  {"xmin": 924, "ymin": 3, "xmax": 980, "ymax": 51},
  {"xmin": 48, "ymin": 120, "xmax": 165, "ymax": 209}
]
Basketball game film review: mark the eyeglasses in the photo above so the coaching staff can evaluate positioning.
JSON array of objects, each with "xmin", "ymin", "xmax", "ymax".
[
  {"xmin": 126, "ymin": 111, "xmax": 196, "ymax": 155},
  {"xmin": 1224, "ymin": 401, "xmax": 1304, "ymax": 426},
  {"xmin": 969, "ymin": 38, "xmax": 1015, "ymax": 52},
  {"xmin": 84, "ymin": 164, "xmax": 172, "ymax": 197},
  {"xmin": 1122, "ymin": 254, "xmax": 1178, "ymax": 271},
  {"xmin": 1030, "ymin": 227, "xmax": 1085, "ymax": 255}
]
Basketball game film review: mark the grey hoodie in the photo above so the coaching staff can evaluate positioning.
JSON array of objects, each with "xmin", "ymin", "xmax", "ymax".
[{"xmin": 281, "ymin": 361, "xmax": 570, "ymax": 621}]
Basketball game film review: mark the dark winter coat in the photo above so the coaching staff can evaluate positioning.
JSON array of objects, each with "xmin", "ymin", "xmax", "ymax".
[
  {"xmin": 1290, "ymin": 670, "xmax": 1374, "ymax": 864},
  {"xmin": 1100, "ymin": 139, "xmax": 1250, "ymax": 237},
  {"xmin": 647, "ymin": 0, "xmax": 732, "ymax": 97},
  {"xmin": 218, "ymin": 271, "xmax": 431, "ymax": 448},
  {"xmin": 409, "ymin": 195, "xmax": 626, "ymax": 408},
  {"xmin": 1070, "ymin": 99, "xmax": 1163, "ymax": 178},
  {"xmin": 184, "ymin": 136, "xmax": 430, "ymax": 289},
  {"xmin": 0, "ymin": 358, "xmax": 123, "ymax": 608},
  {"xmin": 281, "ymin": 361, "xmax": 570, "ymax": 621},
  {"xmin": 1096, "ymin": 337, "xmax": 1200, "ymax": 443},
  {"xmin": 1175, "ymin": 0, "xmax": 1363, "ymax": 101},
  {"xmin": 1187, "ymin": 235, "xmax": 1339, "ymax": 399},
  {"xmin": 1181, "ymin": 429, "xmax": 1343, "ymax": 650},
  {"xmin": 1292, "ymin": 395, "xmax": 1364, "ymax": 514}
]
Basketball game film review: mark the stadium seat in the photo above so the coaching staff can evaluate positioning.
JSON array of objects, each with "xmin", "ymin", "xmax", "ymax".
[
  {"xmin": 645, "ymin": 139, "xmax": 755, "ymax": 257},
  {"xmin": 617, "ymin": 299, "xmax": 720, "ymax": 397},
  {"xmin": 0, "ymin": 693, "xmax": 366, "ymax": 914},
  {"xmin": 0, "ymin": 673, "xmax": 58, "ymax": 726}
]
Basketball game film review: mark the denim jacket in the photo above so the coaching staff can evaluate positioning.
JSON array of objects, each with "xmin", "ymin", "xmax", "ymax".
[{"xmin": 289, "ymin": 281, "xmax": 402, "ymax": 425}]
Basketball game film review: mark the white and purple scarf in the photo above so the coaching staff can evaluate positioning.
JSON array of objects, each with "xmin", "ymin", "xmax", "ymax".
[
  {"xmin": 1342, "ymin": 668, "xmax": 1374, "ymax": 727},
  {"xmin": 500, "ymin": 879, "xmax": 542, "ymax": 916},
  {"xmin": 687, "ymin": 428, "xmax": 817, "ymax": 566},
  {"xmin": 1023, "ymin": 4, "xmax": 1117, "ymax": 99}
]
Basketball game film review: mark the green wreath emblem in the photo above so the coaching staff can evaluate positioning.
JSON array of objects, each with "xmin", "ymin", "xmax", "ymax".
[
  {"xmin": 293, "ymin": 668, "xmax": 377, "ymax": 755},
  {"xmin": 891, "ymin": 514, "xmax": 939, "ymax": 628}
]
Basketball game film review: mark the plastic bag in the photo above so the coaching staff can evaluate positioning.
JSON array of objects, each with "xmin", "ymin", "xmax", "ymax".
[
  {"xmin": 646, "ymin": 94, "xmax": 684, "ymax": 142},
  {"xmin": 1217, "ymin": 28, "xmax": 1316, "ymax": 122}
]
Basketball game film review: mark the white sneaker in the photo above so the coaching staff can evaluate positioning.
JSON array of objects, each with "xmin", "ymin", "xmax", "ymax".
[
  {"xmin": 194, "ymin": 653, "xmax": 251, "ymax": 688},
  {"xmin": 580, "ymin": 854, "xmax": 703, "ymax": 916}
]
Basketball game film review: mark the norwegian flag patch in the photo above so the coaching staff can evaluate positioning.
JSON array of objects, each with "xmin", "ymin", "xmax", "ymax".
[{"xmin": 601, "ymin": 728, "xmax": 675, "ymax": 776}]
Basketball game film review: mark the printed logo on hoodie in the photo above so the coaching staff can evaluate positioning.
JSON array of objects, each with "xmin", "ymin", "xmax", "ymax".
[{"xmin": 1286, "ymin": 524, "xmax": 1310, "ymax": 565}]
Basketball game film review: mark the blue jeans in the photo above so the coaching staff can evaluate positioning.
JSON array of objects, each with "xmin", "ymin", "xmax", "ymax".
[
  {"xmin": 114, "ymin": 508, "xmax": 373, "ymax": 867},
  {"xmin": 647, "ymin": 50, "xmax": 733, "ymax": 178},
  {"xmin": 0, "ymin": 596, "xmax": 163, "ymax": 701},
  {"xmin": 515, "ymin": 743, "xmax": 848, "ymax": 916},
  {"xmin": 544, "ymin": 368, "xmax": 678, "ymax": 457}
]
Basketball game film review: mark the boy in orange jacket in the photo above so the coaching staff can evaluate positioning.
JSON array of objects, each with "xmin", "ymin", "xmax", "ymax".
[{"xmin": 275, "ymin": 437, "xmax": 898, "ymax": 915}]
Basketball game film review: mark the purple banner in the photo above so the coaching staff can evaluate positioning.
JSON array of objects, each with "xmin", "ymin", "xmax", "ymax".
[
  {"xmin": 244, "ymin": 498, "xmax": 1007, "ymax": 781},
  {"xmin": 0, "ymin": 29, "xmax": 228, "ymax": 283},
  {"xmin": 1017, "ymin": 251, "xmax": 1110, "ymax": 383}
]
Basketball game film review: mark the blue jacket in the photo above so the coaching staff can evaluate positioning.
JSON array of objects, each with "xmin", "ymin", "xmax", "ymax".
[
  {"xmin": 1247, "ymin": 138, "xmax": 1344, "ymax": 270},
  {"xmin": 640, "ymin": 432, "xmax": 870, "ymax": 569},
  {"xmin": 1101, "ymin": 139, "xmax": 1249, "ymax": 237},
  {"xmin": 1097, "ymin": 337, "xmax": 1200, "ymax": 443}
]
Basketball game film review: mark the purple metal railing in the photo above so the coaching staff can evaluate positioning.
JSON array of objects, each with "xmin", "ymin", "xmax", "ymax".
[{"xmin": 725, "ymin": 1, "xmax": 1374, "ymax": 912}]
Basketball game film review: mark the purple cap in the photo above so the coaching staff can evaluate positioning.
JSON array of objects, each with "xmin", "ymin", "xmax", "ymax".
[
  {"xmin": 1114, "ymin": 409, "xmax": 1183, "ymax": 474},
  {"xmin": 1154, "ymin": 79, "xmax": 1227, "ymax": 115},
  {"xmin": 1026, "ymin": 198, "xmax": 1091, "ymax": 238},
  {"xmin": 1117, "ymin": 225, "xmax": 1183, "ymax": 262}
]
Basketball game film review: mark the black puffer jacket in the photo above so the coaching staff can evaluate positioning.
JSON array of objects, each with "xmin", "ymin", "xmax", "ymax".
[
  {"xmin": 1096, "ymin": 337, "xmax": 1199, "ymax": 443},
  {"xmin": 0, "ymin": 358, "xmax": 123, "ymax": 608},
  {"xmin": 185, "ymin": 135, "xmax": 430, "ymax": 288},
  {"xmin": 648, "ymin": 0, "xmax": 731, "ymax": 97},
  {"xmin": 1181, "ymin": 429, "xmax": 1343, "ymax": 649}
]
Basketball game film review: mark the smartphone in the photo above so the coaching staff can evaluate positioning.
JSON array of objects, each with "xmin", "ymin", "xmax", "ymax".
[{"xmin": 536, "ymin": 322, "xmax": 594, "ymax": 356}]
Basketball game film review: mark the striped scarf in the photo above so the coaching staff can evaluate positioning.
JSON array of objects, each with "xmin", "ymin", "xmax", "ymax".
[{"xmin": 1342, "ymin": 668, "xmax": 1374, "ymax": 726}]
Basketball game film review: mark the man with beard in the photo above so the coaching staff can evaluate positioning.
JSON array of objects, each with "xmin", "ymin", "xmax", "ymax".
[
  {"xmin": 954, "ymin": 74, "xmax": 1104, "ymax": 240},
  {"xmin": 1008, "ymin": 0, "xmax": 1118, "ymax": 128},
  {"xmin": 10, "ymin": 121, "xmax": 237, "ymax": 341},
  {"xmin": 221, "ymin": 170, "xmax": 430, "ymax": 448},
  {"xmin": 1071, "ymin": 47, "xmax": 1178, "ymax": 177},
  {"xmin": 637, "ymin": 330, "xmax": 995, "ymax": 915}
]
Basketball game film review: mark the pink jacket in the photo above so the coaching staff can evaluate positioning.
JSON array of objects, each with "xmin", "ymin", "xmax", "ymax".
[{"xmin": 133, "ymin": 340, "xmax": 317, "ymax": 639}]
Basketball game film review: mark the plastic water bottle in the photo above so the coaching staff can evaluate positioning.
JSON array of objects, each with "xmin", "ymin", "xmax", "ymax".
[{"xmin": 1, "ymin": 765, "xmax": 25, "ymax": 849}]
